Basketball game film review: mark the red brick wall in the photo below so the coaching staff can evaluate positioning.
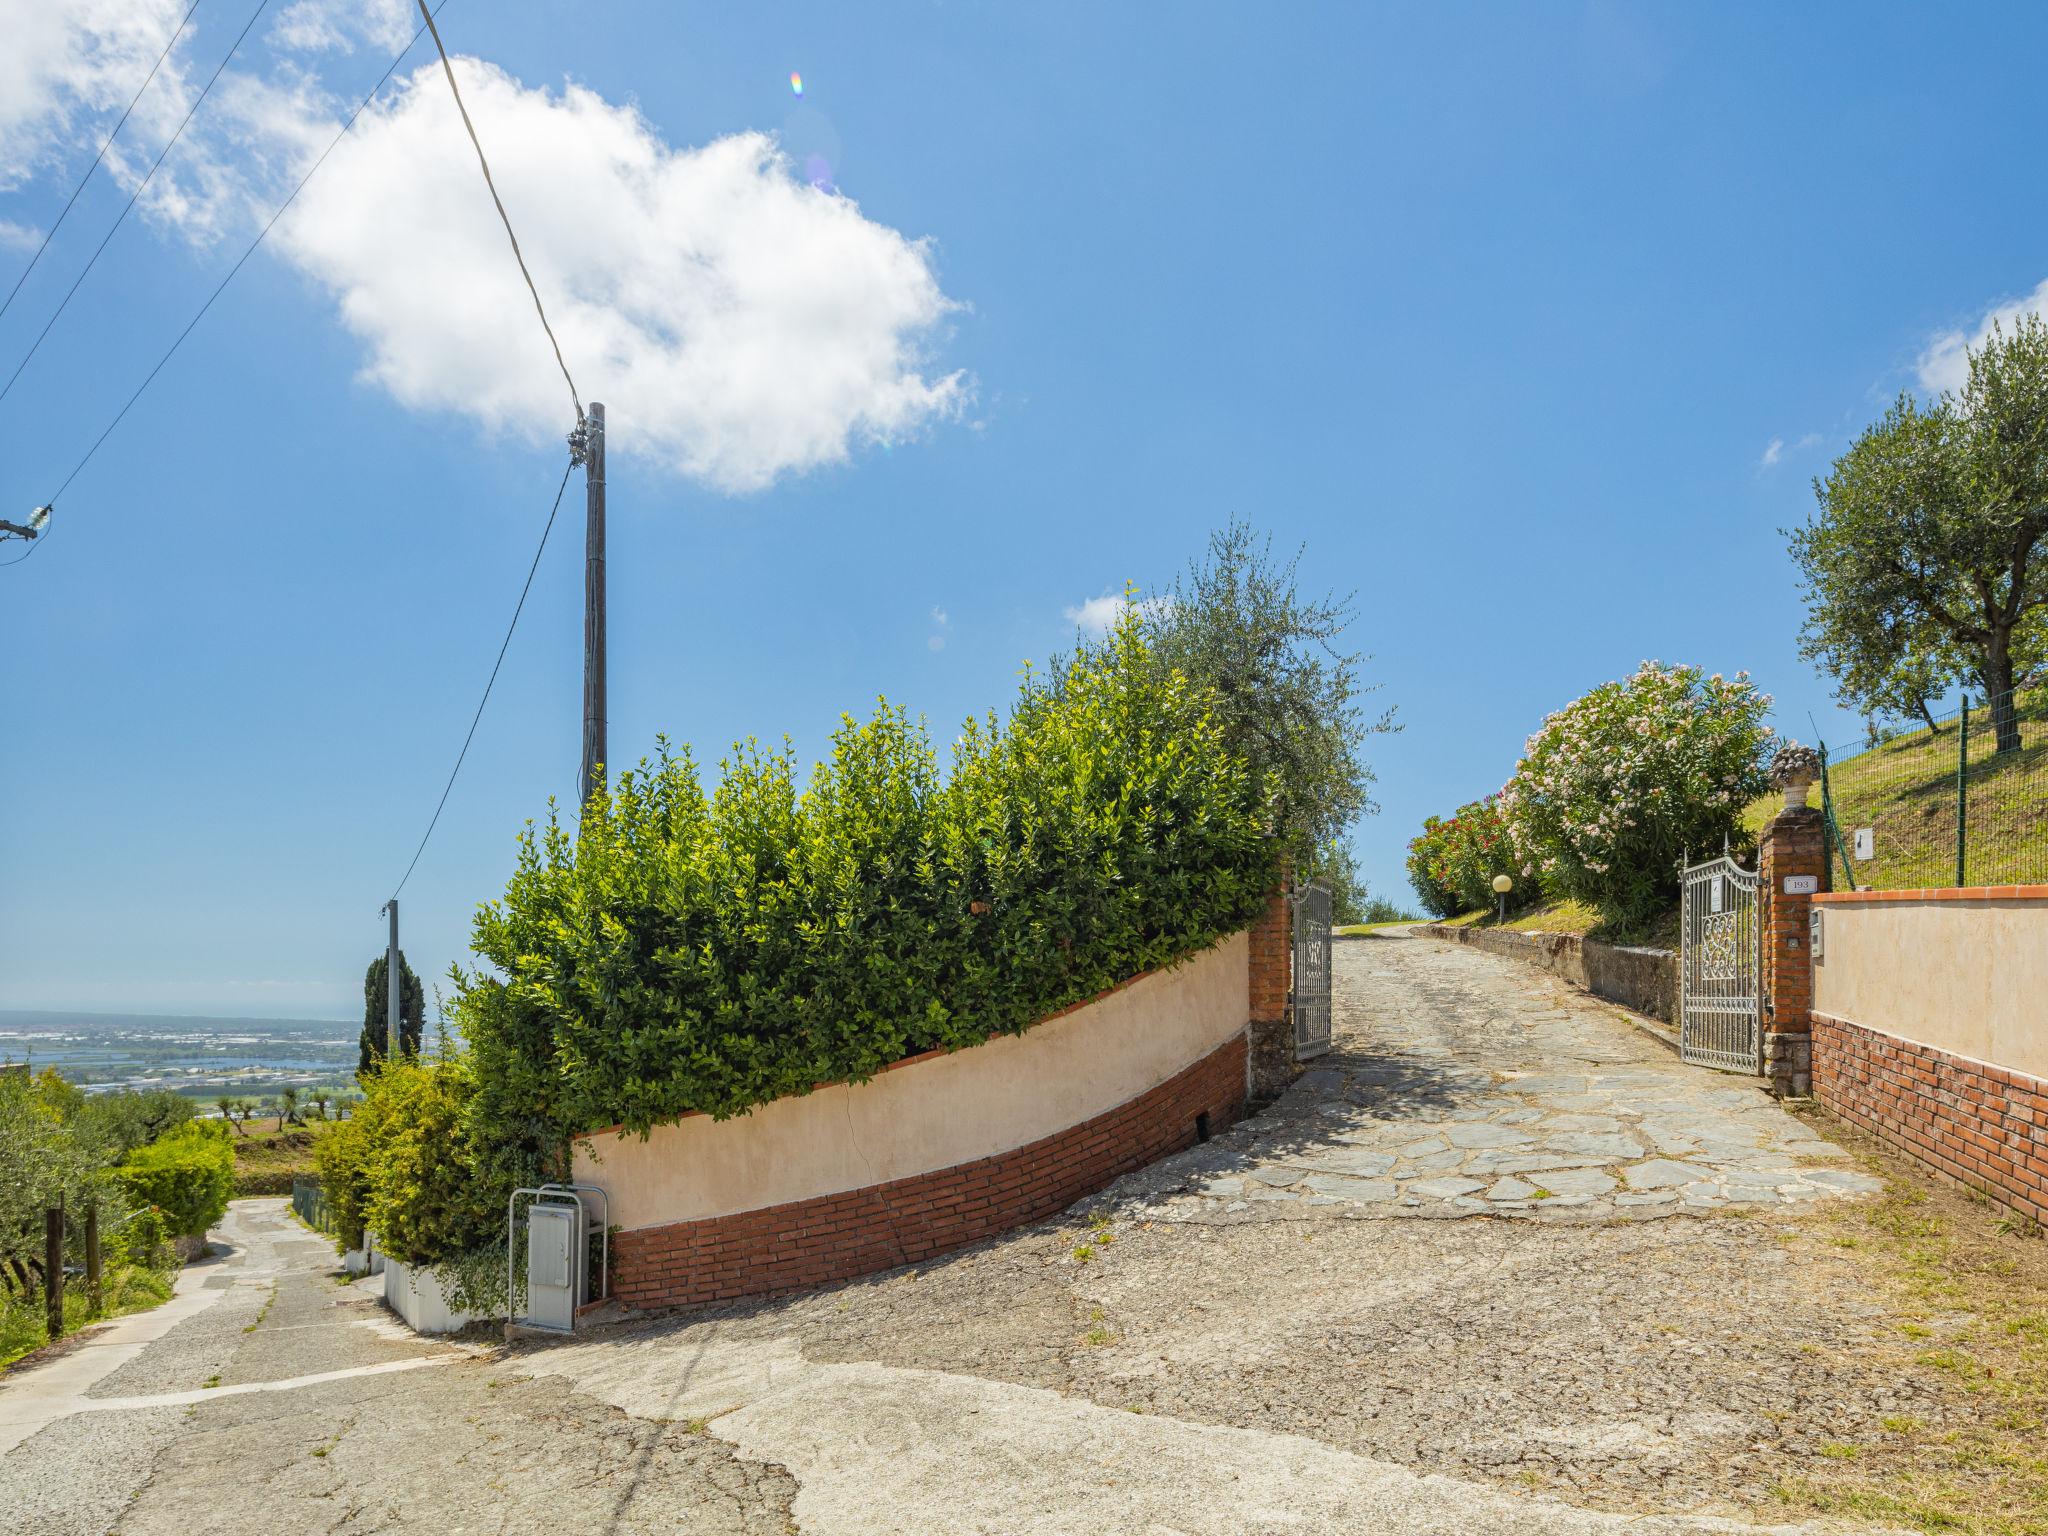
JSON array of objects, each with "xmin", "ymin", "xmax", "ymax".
[
  {"xmin": 1759, "ymin": 806, "xmax": 1826, "ymax": 1030},
  {"xmin": 1249, "ymin": 887, "xmax": 1290, "ymax": 1024},
  {"xmin": 611, "ymin": 1031, "xmax": 1248, "ymax": 1310},
  {"xmin": 1812, "ymin": 1010, "xmax": 2048, "ymax": 1225}
]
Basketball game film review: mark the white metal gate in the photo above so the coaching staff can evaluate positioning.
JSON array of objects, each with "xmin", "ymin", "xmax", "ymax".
[
  {"xmin": 1678, "ymin": 855, "xmax": 1762, "ymax": 1074},
  {"xmin": 1292, "ymin": 880, "xmax": 1333, "ymax": 1060}
]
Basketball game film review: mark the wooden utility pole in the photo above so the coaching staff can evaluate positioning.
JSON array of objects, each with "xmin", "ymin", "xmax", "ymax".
[
  {"xmin": 382, "ymin": 900, "xmax": 400, "ymax": 1061},
  {"xmin": 580, "ymin": 402, "xmax": 607, "ymax": 812},
  {"xmin": 45, "ymin": 1205, "xmax": 64, "ymax": 1340}
]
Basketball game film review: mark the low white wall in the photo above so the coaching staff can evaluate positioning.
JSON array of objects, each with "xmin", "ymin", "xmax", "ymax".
[
  {"xmin": 1813, "ymin": 891, "xmax": 2048, "ymax": 1078},
  {"xmin": 383, "ymin": 1253, "xmax": 483, "ymax": 1335},
  {"xmin": 575, "ymin": 931, "xmax": 1250, "ymax": 1233}
]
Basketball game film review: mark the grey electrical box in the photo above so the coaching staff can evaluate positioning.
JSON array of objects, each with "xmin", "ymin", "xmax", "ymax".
[
  {"xmin": 526, "ymin": 1203, "xmax": 580, "ymax": 1331},
  {"xmin": 1810, "ymin": 906, "xmax": 1824, "ymax": 961},
  {"xmin": 1853, "ymin": 827, "xmax": 1874, "ymax": 861}
]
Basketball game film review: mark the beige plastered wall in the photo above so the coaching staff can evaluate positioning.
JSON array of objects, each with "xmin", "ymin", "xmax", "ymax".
[
  {"xmin": 1813, "ymin": 897, "xmax": 2048, "ymax": 1079},
  {"xmin": 574, "ymin": 931, "xmax": 1250, "ymax": 1233}
]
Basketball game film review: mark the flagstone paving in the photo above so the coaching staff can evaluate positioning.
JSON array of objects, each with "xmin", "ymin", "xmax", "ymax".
[{"xmin": 1097, "ymin": 928, "xmax": 1882, "ymax": 1225}]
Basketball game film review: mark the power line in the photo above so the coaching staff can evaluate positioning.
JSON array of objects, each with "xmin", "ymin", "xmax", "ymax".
[
  {"xmin": 0, "ymin": 0, "xmax": 202, "ymax": 327},
  {"xmin": 387, "ymin": 457, "xmax": 576, "ymax": 902},
  {"xmin": 414, "ymin": 0, "xmax": 583, "ymax": 426},
  {"xmin": 5, "ymin": 0, "xmax": 456, "ymax": 547},
  {"xmin": 0, "ymin": 0, "xmax": 273, "ymax": 409}
]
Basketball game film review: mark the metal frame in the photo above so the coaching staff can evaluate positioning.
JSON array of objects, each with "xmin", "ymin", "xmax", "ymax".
[
  {"xmin": 1678, "ymin": 854, "xmax": 1763, "ymax": 1074},
  {"xmin": 1291, "ymin": 880, "xmax": 1333, "ymax": 1060},
  {"xmin": 507, "ymin": 1182, "xmax": 609, "ymax": 1332}
]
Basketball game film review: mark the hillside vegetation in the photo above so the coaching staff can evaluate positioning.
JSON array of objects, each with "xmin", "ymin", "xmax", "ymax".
[
  {"xmin": 1743, "ymin": 686, "xmax": 2046, "ymax": 891},
  {"xmin": 231, "ymin": 1124, "xmax": 332, "ymax": 1196}
]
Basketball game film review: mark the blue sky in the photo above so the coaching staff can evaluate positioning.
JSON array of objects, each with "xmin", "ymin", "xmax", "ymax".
[{"xmin": 2, "ymin": 1, "xmax": 2044, "ymax": 1018}]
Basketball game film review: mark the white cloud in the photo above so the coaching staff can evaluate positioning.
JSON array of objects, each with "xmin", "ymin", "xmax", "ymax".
[
  {"xmin": 0, "ymin": 218, "xmax": 41, "ymax": 251},
  {"xmin": 273, "ymin": 61, "xmax": 968, "ymax": 492},
  {"xmin": 0, "ymin": 0, "xmax": 191, "ymax": 193},
  {"xmin": 1063, "ymin": 591, "xmax": 1171, "ymax": 636},
  {"xmin": 1917, "ymin": 277, "xmax": 2048, "ymax": 398},
  {"xmin": 270, "ymin": 0, "xmax": 413, "ymax": 55},
  {"xmin": 928, "ymin": 605, "xmax": 950, "ymax": 650},
  {"xmin": 0, "ymin": 10, "xmax": 970, "ymax": 494},
  {"xmin": 1759, "ymin": 431, "xmax": 1824, "ymax": 470}
]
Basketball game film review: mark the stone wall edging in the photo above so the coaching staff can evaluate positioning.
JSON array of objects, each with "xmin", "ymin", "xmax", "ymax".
[
  {"xmin": 1417, "ymin": 923, "xmax": 1676, "ymax": 1026},
  {"xmin": 1811, "ymin": 1010, "xmax": 2048, "ymax": 1226}
]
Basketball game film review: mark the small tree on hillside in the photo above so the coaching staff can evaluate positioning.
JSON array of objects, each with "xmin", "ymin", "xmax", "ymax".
[
  {"xmin": 359, "ymin": 952, "xmax": 425, "ymax": 1080},
  {"xmin": 1790, "ymin": 317, "xmax": 2048, "ymax": 754},
  {"xmin": 1140, "ymin": 518, "xmax": 1395, "ymax": 872},
  {"xmin": 278, "ymin": 1086, "xmax": 302, "ymax": 1128}
]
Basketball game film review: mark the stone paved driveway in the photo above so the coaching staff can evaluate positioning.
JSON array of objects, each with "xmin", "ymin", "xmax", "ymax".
[{"xmin": 1107, "ymin": 927, "xmax": 1881, "ymax": 1222}]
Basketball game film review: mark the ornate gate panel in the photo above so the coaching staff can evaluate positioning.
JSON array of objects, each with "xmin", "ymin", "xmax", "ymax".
[
  {"xmin": 1292, "ymin": 881, "xmax": 1333, "ymax": 1060},
  {"xmin": 1679, "ymin": 856, "xmax": 1762, "ymax": 1074}
]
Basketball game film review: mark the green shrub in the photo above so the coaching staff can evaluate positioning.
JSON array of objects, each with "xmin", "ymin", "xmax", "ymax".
[
  {"xmin": 115, "ymin": 1123, "xmax": 234, "ymax": 1239},
  {"xmin": 1503, "ymin": 662, "xmax": 1773, "ymax": 927},
  {"xmin": 358, "ymin": 1060, "xmax": 495, "ymax": 1267},
  {"xmin": 313, "ymin": 1099, "xmax": 375, "ymax": 1253},
  {"xmin": 121, "ymin": 1206, "xmax": 166, "ymax": 1268}
]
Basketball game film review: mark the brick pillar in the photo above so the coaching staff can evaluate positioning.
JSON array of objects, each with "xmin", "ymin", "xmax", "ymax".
[
  {"xmin": 1757, "ymin": 803, "xmax": 1827, "ymax": 1096},
  {"xmin": 1246, "ymin": 884, "xmax": 1297, "ymax": 1101}
]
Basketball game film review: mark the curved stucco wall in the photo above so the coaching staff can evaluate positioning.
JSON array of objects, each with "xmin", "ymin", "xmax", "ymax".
[
  {"xmin": 1812, "ymin": 891, "xmax": 2048, "ymax": 1079},
  {"xmin": 573, "ymin": 931, "xmax": 1249, "ymax": 1234}
]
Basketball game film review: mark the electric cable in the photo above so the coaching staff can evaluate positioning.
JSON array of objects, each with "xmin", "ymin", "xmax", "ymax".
[
  {"xmin": 4, "ymin": 1, "xmax": 455, "ymax": 567},
  {"xmin": 0, "ymin": 0, "xmax": 273, "ymax": 408},
  {"xmin": 413, "ymin": 0, "xmax": 583, "ymax": 426},
  {"xmin": 0, "ymin": 0, "xmax": 202, "ymax": 327},
  {"xmin": 387, "ymin": 456, "xmax": 576, "ymax": 902}
]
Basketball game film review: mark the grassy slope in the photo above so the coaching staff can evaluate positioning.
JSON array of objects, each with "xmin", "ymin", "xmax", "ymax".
[
  {"xmin": 230, "ymin": 1123, "xmax": 334, "ymax": 1196},
  {"xmin": 1333, "ymin": 918, "xmax": 1424, "ymax": 936},
  {"xmin": 1430, "ymin": 896, "xmax": 1680, "ymax": 951},
  {"xmin": 1743, "ymin": 687, "xmax": 2047, "ymax": 891},
  {"xmin": 0, "ymin": 1261, "xmax": 176, "ymax": 1371}
]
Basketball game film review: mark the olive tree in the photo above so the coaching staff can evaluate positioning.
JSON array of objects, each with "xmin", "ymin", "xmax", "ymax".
[
  {"xmin": 1142, "ymin": 518, "xmax": 1394, "ymax": 876},
  {"xmin": 1791, "ymin": 317, "xmax": 2048, "ymax": 754}
]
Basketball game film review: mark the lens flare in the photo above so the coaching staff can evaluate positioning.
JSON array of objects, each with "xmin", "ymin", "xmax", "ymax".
[{"xmin": 789, "ymin": 71, "xmax": 804, "ymax": 97}]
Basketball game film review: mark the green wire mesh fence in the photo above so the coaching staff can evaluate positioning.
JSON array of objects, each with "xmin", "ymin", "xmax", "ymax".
[
  {"xmin": 291, "ymin": 1177, "xmax": 333, "ymax": 1235},
  {"xmin": 1819, "ymin": 686, "xmax": 2048, "ymax": 892}
]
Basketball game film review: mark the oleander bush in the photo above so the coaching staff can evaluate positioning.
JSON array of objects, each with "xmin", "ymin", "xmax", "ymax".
[
  {"xmin": 1406, "ymin": 796, "xmax": 1533, "ymax": 919},
  {"xmin": 347, "ymin": 608, "xmax": 1279, "ymax": 1274},
  {"xmin": 1501, "ymin": 662, "xmax": 1774, "ymax": 927},
  {"xmin": 1405, "ymin": 816, "xmax": 1461, "ymax": 919}
]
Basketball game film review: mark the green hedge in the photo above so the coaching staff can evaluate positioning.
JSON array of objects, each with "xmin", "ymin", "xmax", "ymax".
[
  {"xmin": 115, "ymin": 1123, "xmax": 234, "ymax": 1239},
  {"xmin": 348, "ymin": 612, "xmax": 1277, "ymax": 1275},
  {"xmin": 459, "ymin": 613, "xmax": 1274, "ymax": 1138}
]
